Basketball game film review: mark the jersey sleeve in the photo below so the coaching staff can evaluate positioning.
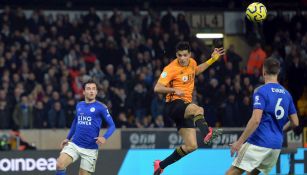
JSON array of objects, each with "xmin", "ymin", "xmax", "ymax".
[
  {"xmin": 157, "ymin": 66, "xmax": 175, "ymax": 86},
  {"xmin": 67, "ymin": 103, "xmax": 78, "ymax": 140},
  {"xmin": 101, "ymin": 106, "xmax": 116, "ymax": 139},
  {"xmin": 67, "ymin": 117, "xmax": 76, "ymax": 140},
  {"xmin": 253, "ymin": 90, "xmax": 266, "ymax": 110},
  {"xmin": 288, "ymin": 95, "xmax": 297, "ymax": 115}
]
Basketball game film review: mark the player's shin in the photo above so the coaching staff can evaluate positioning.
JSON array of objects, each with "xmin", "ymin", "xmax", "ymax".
[
  {"xmin": 56, "ymin": 170, "xmax": 66, "ymax": 175},
  {"xmin": 192, "ymin": 114, "xmax": 209, "ymax": 137},
  {"xmin": 159, "ymin": 146, "xmax": 187, "ymax": 169}
]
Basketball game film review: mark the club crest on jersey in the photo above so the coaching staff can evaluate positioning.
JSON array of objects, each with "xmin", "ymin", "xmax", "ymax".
[
  {"xmin": 182, "ymin": 76, "xmax": 188, "ymax": 82},
  {"xmin": 161, "ymin": 72, "xmax": 167, "ymax": 78},
  {"xmin": 90, "ymin": 107, "xmax": 96, "ymax": 112}
]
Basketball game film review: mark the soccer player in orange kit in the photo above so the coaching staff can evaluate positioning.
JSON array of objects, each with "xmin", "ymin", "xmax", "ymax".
[{"xmin": 153, "ymin": 41, "xmax": 225, "ymax": 175}]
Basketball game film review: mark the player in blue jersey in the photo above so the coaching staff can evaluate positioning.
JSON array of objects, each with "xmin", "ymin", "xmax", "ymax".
[
  {"xmin": 226, "ymin": 58, "xmax": 299, "ymax": 175},
  {"xmin": 55, "ymin": 79, "xmax": 116, "ymax": 175}
]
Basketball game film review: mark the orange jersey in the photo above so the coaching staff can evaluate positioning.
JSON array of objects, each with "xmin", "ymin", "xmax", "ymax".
[{"xmin": 158, "ymin": 58, "xmax": 198, "ymax": 103}]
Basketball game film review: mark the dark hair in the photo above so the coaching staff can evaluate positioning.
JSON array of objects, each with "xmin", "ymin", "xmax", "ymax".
[
  {"xmin": 263, "ymin": 58, "xmax": 280, "ymax": 75},
  {"xmin": 82, "ymin": 79, "xmax": 98, "ymax": 89},
  {"xmin": 176, "ymin": 41, "xmax": 191, "ymax": 52}
]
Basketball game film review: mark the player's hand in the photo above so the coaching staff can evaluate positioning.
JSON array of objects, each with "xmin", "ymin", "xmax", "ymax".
[
  {"xmin": 211, "ymin": 48, "xmax": 225, "ymax": 61},
  {"xmin": 95, "ymin": 136, "xmax": 106, "ymax": 146},
  {"xmin": 230, "ymin": 141, "xmax": 243, "ymax": 157},
  {"xmin": 60, "ymin": 139, "xmax": 69, "ymax": 149},
  {"xmin": 174, "ymin": 88, "xmax": 184, "ymax": 97}
]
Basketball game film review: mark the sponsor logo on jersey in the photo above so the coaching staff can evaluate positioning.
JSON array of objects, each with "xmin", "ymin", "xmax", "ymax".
[
  {"xmin": 78, "ymin": 115, "xmax": 92, "ymax": 125},
  {"xmin": 254, "ymin": 95, "xmax": 261, "ymax": 105},
  {"xmin": 106, "ymin": 109, "xmax": 111, "ymax": 117}
]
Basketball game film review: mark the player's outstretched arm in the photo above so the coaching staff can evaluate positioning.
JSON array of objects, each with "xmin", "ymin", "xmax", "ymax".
[
  {"xmin": 230, "ymin": 109, "xmax": 263, "ymax": 157},
  {"xmin": 196, "ymin": 48, "xmax": 225, "ymax": 75},
  {"xmin": 283, "ymin": 113, "xmax": 299, "ymax": 132}
]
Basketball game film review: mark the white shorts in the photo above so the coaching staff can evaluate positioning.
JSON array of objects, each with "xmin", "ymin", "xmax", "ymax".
[
  {"xmin": 232, "ymin": 142, "xmax": 281, "ymax": 175},
  {"xmin": 61, "ymin": 142, "xmax": 98, "ymax": 173}
]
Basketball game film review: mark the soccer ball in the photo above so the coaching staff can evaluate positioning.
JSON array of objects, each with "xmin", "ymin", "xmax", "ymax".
[{"xmin": 246, "ymin": 2, "xmax": 267, "ymax": 22}]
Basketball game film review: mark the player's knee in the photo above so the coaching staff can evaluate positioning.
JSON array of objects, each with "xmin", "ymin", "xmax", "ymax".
[
  {"xmin": 198, "ymin": 106, "xmax": 204, "ymax": 114},
  {"xmin": 56, "ymin": 160, "xmax": 66, "ymax": 170},
  {"xmin": 194, "ymin": 106, "xmax": 204, "ymax": 116}
]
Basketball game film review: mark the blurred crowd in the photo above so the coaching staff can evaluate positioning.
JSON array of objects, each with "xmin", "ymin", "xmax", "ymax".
[{"xmin": 0, "ymin": 6, "xmax": 306, "ymax": 130}]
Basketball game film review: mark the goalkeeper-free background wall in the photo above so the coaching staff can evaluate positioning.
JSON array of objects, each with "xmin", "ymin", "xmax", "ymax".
[{"xmin": 0, "ymin": 149, "xmax": 306, "ymax": 175}]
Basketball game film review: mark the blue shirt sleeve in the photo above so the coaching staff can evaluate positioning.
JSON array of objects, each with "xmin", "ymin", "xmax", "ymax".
[
  {"xmin": 288, "ymin": 95, "xmax": 297, "ymax": 115},
  {"xmin": 253, "ymin": 90, "xmax": 265, "ymax": 110},
  {"xmin": 101, "ymin": 107, "xmax": 116, "ymax": 139},
  {"xmin": 67, "ymin": 116, "xmax": 77, "ymax": 140}
]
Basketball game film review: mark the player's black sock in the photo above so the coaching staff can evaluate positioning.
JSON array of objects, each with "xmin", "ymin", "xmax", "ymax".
[
  {"xmin": 159, "ymin": 146, "xmax": 187, "ymax": 169},
  {"xmin": 193, "ymin": 114, "xmax": 209, "ymax": 137}
]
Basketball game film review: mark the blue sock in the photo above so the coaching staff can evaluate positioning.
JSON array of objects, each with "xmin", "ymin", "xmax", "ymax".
[{"xmin": 56, "ymin": 170, "xmax": 66, "ymax": 175}]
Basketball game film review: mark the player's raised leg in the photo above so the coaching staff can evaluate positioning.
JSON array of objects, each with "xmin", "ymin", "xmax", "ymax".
[
  {"xmin": 154, "ymin": 128, "xmax": 198, "ymax": 175},
  {"xmin": 179, "ymin": 128, "xmax": 198, "ymax": 154},
  {"xmin": 184, "ymin": 104, "xmax": 222, "ymax": 144},
  {"xmin": 56, "ymin": 153, "xmax": 73, "ymax": 175}
]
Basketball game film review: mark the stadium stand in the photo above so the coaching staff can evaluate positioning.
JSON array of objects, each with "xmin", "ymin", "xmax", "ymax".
[{"xmin": 0, "ymin": 6, "xmax": 306, "ymax": 131}]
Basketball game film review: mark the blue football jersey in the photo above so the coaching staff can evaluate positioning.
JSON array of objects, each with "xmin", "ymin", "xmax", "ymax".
[
  {"xmin": 67, "ymin": 101, "xmax": 115, "ymax": 149},
  {"xmin": 247, "ymin": 83, "xmax": 297, "ymax": 149}
]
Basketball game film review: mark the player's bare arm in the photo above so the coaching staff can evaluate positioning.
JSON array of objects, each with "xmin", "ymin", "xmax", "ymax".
[
  {"xmin": 154, "ymin": 82, "xmax": 184, "ymax": 97},
  {"xmin": 230, "ymin": 109, "xmax": 263, "ymax": 157},
  {"xmin": 283, "ymin": 113, "xmax": 299, "ymax": 132},
  {"xmin": 196, "ymin": 48, "xmax": 225, "ymax": 75}
]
